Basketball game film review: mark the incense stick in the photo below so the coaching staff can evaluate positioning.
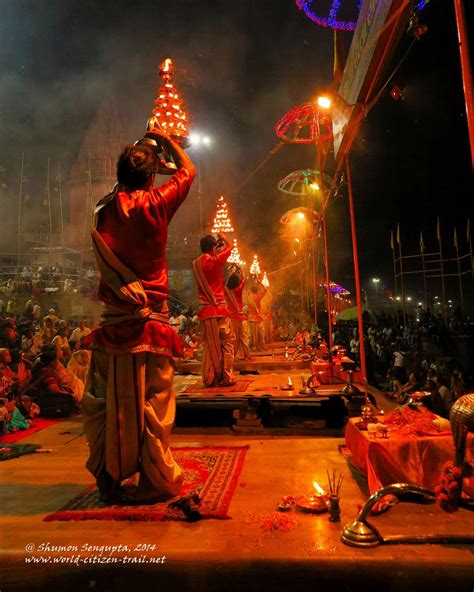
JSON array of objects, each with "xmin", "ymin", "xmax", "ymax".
[{"xmin": 327, "ymin": 468, "xmax": 344, "ymax": 495}]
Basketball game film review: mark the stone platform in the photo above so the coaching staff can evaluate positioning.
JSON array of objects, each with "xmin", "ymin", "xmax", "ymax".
[{"xmin": 1, "ymin": 419, "xmax": 473, "ymax": 591}]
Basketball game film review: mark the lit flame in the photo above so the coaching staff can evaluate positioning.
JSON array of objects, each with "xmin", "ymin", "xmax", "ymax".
[
  {"xmin": 313, "ymin": 481, "xmax": 325, "ymax": 496},
  {"xmin": 163, "ymin": 58, "xmax": 172, "ymax": 72}
]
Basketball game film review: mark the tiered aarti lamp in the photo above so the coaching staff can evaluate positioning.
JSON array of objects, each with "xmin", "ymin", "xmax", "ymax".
[
  {"xmin": 250, "ymin": 255, "xmax": 261, "ymax": 278},
  {"xmin": 147, "ymin": 57, "xmax": 190, "ymax": 147},
  {"xmin": 228, "ymin": 239, "xmax": 245, "ymax": 267},
  {"xmin": 211, "ymin": 196, "xmax": 235, "ymax": 234}
]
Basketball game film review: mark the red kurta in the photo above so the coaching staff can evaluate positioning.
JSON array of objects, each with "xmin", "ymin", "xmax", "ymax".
[
  {"xmin": 246, "ymin": 289, "xmax": 265, "ymax": 323},
  {"xmin": 85, "ymin": 168, "xmax": 192, "ymax": 357},
  {"xmin": 194, "ymin": 246, "xmax": 232, "ymax": 320},
  {"xmin": 225, "ymin": 278, "xmax": 246, "ymax": 321}
]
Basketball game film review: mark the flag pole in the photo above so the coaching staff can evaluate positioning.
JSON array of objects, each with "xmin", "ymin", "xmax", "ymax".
[
  {"xmin": 437, "ymin": 217, "xmax": 448, "ymax": 323},
  {"xmin": 57, "ymin": 163, "xmax": 65, "ymax": 248},
  {"xmin": 17, "ymin": 153, "xmax": 25, "ymax": 267},
  {"xmin": 454, "ymin": 227, "xmax": 464, "ymax": 313},
  {"xmin": 397, "ymin": 223, "xmax": 407, "ymax": 325},
  {"xmin": 391, "ymin": 229, "xmax": 397, "ymax": 298},
  {"xmin": 420, "ymin": 231, "xmax": 428, "ymax": 309},
  {"xmin": 345, "ymin": 155, "xmax": 367, "ymax": 383},
  {"xmin": 46, "ymin": 157, "xmax": 54, "ymax": 272}
]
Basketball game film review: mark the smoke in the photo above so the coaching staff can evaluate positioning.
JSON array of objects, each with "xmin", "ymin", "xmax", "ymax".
[{"xmin": 0, "ymin": 0, "xmax": 350, "ymax": 282}]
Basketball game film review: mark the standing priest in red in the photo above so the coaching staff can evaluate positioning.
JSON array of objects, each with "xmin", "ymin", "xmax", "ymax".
[
  {"xmin": 193, "ymin": 234, "xmax": 236, "ymax": 387},
  {"xmin": 82, "ymin": 130, "xmax": 195, "ymax": 504},
  {"xmin": 225, "ymin": 265, "xmax": 251, "ymax": 360}
]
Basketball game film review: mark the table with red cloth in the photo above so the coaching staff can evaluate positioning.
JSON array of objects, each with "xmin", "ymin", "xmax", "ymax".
[
  {"xmin": 310, "ymin": 360, "xmax": 363, "ymax": 385},
  {"xmin": 345, "ymin": 417, "xmax": 474, "ymax": 499}
]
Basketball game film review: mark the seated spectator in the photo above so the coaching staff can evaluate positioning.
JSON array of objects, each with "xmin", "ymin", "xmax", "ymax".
[
  {"xmin": 28, "ymin": 345, "xmax": 76, "ymax": 417},
  {"xmin": 424, "ymin": 379, "xmax": 449, "ymax": 419},
  {"xmin": 8, "ymin": 349, "xmax": 31, "ymax": 393},
  {"xmin": 436, "ymin": 376, "xmax": 453, "ymax": 415},
  {"xmin": 41, "ymin": 317, "xmax": 56, "ymax": 344},
  {"xmin": 70, "ymin": 319, "xmax": 90, "ymax": 343},
  {"xmin": 53, "ymin": 345, "xmax": 84, "ymax": 403},
  {"xmin": 396, "ymin": 372, "xmax": 422, "ymax": 403},
  {"xmin": 450, "ymin": 371, "xmax": 465, "ymax": 402},
  {"xmin": 43, "ymin": 308, "xmax": 59, "ymax": 327},
  {"xmin": 52, "ymin": 323, "xmax": 71, "ymax": 360},
  {"xmin": 67, "ymin": 339, "xmax": 90, "ymax": 384},
  {"xmin": 0, "ymin": 348, "xmax": 15, "ymax": 398}
]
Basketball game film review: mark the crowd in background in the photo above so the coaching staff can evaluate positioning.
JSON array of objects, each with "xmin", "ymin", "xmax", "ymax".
[
  {"xmin": 0, "ymin": 301, "xmax": 94, "ymax": 436},
  {"xmin": 0, "ymin": 264, "xmax": 99, "ymax": 301},
  {"xmin": 0, "ymin": 291, "xmax": 472, "ymax": 436},
  {"xmin": 271, "ymin": 305, "xmax": 471, "ymax": 419}
]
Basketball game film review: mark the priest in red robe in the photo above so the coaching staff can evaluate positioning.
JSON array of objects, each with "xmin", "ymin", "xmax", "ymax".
[
  {"xmin": 225, "ymin": 266, "xmax": 251, "ymax": 360},
  {"xmin": 193, "ymin": 234, "xmax": 236, "ymax": 386},
  {"xmin": 82, "ymin": 131, "xmax": 195, "ymax": 503},
  {"xmin": 245, "ymin": 279, "xmax": 267, "ymax": 351}
]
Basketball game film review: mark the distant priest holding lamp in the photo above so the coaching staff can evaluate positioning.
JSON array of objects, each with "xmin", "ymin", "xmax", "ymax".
[
  {"xmin": 193, "ymin": 233, "xmax": 236, "ymax": 387},
  {"xmin": 225, "ymin": 265, "xmax": 251, "ymax": 361},
  {"xmin": 82, "ymin": 128, "xmax": 195, "ymax": 504}
]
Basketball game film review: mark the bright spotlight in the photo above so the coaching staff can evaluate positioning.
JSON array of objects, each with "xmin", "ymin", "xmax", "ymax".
[
  {"xmin": 317, "ymin": 96, "xmax": 332, "ymax": 110},
  {"xmin": 202, "ymin": 136, "xmax": 211, "ymax": 146},
  {"xmin": 297, "ymin": 212, "xmax": 305, "ymax": 220},
  {"xmin": 189, "ymin": 133, "xmax": 201, "ymax": 146}
]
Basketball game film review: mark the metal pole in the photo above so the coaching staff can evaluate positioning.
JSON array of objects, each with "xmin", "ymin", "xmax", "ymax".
[
  {"xmin": 345, "ymin": 156, "xmax": 367, "ymax": 383},
  {"xmin": 391, "ymin": 231, "xmax": 398, "ymax": 297},
  {"xmin": 57, "ymin": 162, "xmax": 65, "ymax": 248},
  {"xmin": 454, "ymin": 0, "xmax": 474, "ymax": 171},
  {"xmin": 198, "ymin": 154, "xmax": 203, "ymax": 236},
  {"xmin": 305, "ymin": 183, "xmax": 318, "ymax": 327},
  {"xmin": 322, "ymin": 213, "xmax": 333, "ymax": 349},
  {"xmin": 46, "ymin": 157, "xmax": 54, "ymax": 271},
  {"xmin": 317, "ymin": 140, "xmax": 332, "ymax": 346},
  {"xmin": 421, "ymin": 250, "xmax": 428, "ymax": 309},
  {"xmin": 398, "ymin": 230, "xmax": 407, "ymax": 325},
  {"xmin": 17, "ymin": 153, "xmax": 24, "ymax": 267}
]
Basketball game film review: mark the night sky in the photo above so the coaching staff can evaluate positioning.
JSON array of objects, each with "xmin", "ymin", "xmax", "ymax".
[{"xmin": 0, "ymin": 0, "xmax": 472, "ymax": 303}]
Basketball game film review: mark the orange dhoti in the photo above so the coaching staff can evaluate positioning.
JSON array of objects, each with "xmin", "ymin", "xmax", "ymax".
[
  {"xmin": 201, "ymin": 317, "xmax": 235, "ymax": 387},
  {"xmin": 249, "ymin": 320, "xmax": 265, "ymax": 351},
  {"xmin": 83, "ymin": 350, "xmax": 183, "ymax": 497},
  {"xmin": 230, "ymin": 318, "xmax": 250, "ymax": 360},
  {"xmin": 263, "ymin": 317, "xmax": 273, "ymax": 344}
]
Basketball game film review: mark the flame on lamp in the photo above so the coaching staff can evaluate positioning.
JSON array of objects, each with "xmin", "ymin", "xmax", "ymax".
[{"xmin": 313, "ymin": 481, "xmax": 325, "ymax": 496}]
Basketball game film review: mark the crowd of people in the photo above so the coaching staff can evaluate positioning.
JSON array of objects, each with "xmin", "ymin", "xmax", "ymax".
[
  {"xmin": 265, "ymin": 307, "xmax": 471, "ymax": 420},
  {"xmin": 0, "ymin": 264, "xmax": 99, "ymax": 303},
  {"xmin": 0, "ymin": 305, "xmax": 93, "ymax": 436}
]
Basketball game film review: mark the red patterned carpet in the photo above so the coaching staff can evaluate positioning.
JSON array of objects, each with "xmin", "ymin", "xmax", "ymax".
[{"xmin": 44, "ymin": 446, "xmax": 249, "ymax": 522}]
